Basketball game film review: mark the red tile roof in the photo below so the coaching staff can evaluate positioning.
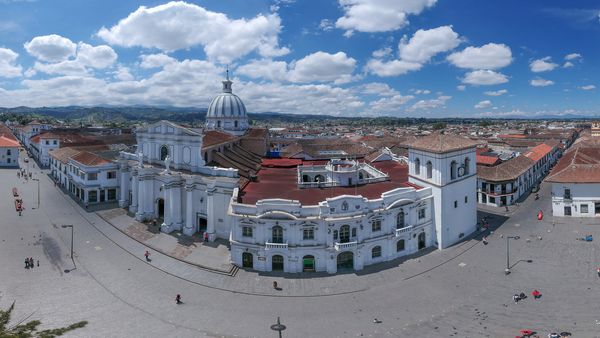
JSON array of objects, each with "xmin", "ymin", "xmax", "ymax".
[
  {"xmin": 524, "ymin": 143, "xmax": 554, "ymax": 162},
  {"xmin": 477, "ymin": 155, "xmax": 535, "ymax": 182},
  {"xmin": 70, "ymin": 151, "xmax": 112, "ymax": 166},
  {"xmin": 202, "ymin": 130, "xmax": 237, "ymax": 148},
  {"xmin": 405, "ymin": 133, "xmax": 480, "ymax": 153},
  {"xmin": 261, "ymin": 158, "xmax": 303, "ymax": 168},
  {"xmin": 546, "ymin": 146, "xmax": 600, "ymax": 183},
  {"xmin": 0, "ymin": 136, "xmax": 19, "ymax": 148},
  {"xmin": 476, "ymin": 155, "xmax": 500, "ymax": 166},
  {"xmin": 241, "ymin": 160, "xmax": 416, "ymax": 205}
]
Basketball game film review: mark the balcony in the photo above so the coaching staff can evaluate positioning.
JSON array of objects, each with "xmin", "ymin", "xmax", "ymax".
[
  {"xmin": 395, "ymin": 225, "xmax": 414, "ymax": 236},
  {"xmin": 334, "ymin": 241, "xmax": 357, "ymax": 251},
  {"xmin": 265, "ymin": 242, "xmax": 288, "ymax": 250}
]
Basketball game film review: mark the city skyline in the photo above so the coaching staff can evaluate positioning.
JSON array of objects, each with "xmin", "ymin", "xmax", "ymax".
[{"xmin": 0, "ymin": 0, "xmax": 599, "ymax": 117}]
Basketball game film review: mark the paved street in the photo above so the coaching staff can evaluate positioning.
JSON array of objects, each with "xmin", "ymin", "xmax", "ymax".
[{"xmin": 1, "ymin": 155, "xmax": 599, "ymax": 337}]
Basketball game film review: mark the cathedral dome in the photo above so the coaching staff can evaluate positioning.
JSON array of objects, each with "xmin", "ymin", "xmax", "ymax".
[{"xmin": 205, "ymin": 72, "xmax": 249, "ymax": 136}]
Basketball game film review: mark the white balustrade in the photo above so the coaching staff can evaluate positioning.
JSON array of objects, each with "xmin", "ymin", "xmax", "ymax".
[
  {"xmin": 395, "ymin": 225, "xmax": 413, "ymax": 236},
  {"xmin": 265, "ymin": 242, "xmax": 288, "ymax": 250},
  {"xmin": 334, "ymin": 241, "xmax": 358, "ymax": 251}
]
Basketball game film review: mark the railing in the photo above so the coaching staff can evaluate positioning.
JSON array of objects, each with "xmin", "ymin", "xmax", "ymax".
[
  {"xmin": 334, "ymin": 241, "xmax": 357, "ymax": 251},
  {"xmin": 395, "ymin": 225, "xmax": 413, "ymax": 236},
  {"xmin": 265, "ymin": 242, "xmax": 288, "ymax": 250}
]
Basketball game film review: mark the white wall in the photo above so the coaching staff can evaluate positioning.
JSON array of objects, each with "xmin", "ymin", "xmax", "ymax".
[{"xmin": 551, "ymin": 182, "xmax": 600, "ymax": 217}]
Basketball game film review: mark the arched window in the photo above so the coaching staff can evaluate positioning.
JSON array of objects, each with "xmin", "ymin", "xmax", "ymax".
[
  {"xmin": 372, "ymin": 246, "xmax": 382, "ymax": 258},
  {"xmin": 414, "ymin": 158, "xmax": 421, "ymax": 175},
  {"xmin": 217, "ymin": 120, "xmax": 221, "ymax": 128},
  {"xmin": 272, "ymin": 226, "xmax": 283, "ymax": 243},
  {"xmin": 426, "ymin": 161, "xmax": 433, "ymax": 179},
  {"xmin": 464, "ymin": 157, "xmax": 470, "ymax": 175},
  {"xmin": 341, "ymin": 201, "xmax": 348, "ymax": 211},
  {"xmin": 396, "ymin": 239, "xmax": 405, "ymax": 252},
  {"xmin": 160, "ymin": 145, "xmax": 169, "ymax": 161},
  {"xmin": 396, "ymin": 210, "xmax": 405, "ymax": 229},
  {"xmin": 358, "ymin": 171, "xmax": 364, "ymax": 180},
  {"xmin": 339, "ymin": 225, "xmax": 350, "ymax": 243},
  {"xmin": 450, "ymin": 160, "xmax": 457, "ymax": 180},
  {"xmin": 314, "ymin": 174, "xmax": 325, "ymax": 183},
  {"xmin": 234, "ymin": 120, "xmax": 239, "ymax": 128},
  {"xmin": 302, "ymin": 175, "xmax": 310, "ymax": 182}
]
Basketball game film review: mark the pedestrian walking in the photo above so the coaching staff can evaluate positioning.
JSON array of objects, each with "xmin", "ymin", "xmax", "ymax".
[
  {"xmin": 144, "ymin": 250, "xmax": 150, "ymax": 261},
  {"xmin": 25, "ymin": 257, "xmax": 29, "ymax": 269},
  {"xmin": 37, "ymin": 259, "xmax": 39, "ymax": 267},
  {"xmin": 203, "ymin": 232, "xmax": 209, "ymax": 242},
  {"xmin": 29, "ymin": 257, "xmax": 34, "ymax": 269},
  {"xmin": 273, "ymin": 281, "xmax": 278, "ymax": 289},
  {"xmin": 175, "ymin": 294, "xmax": 182, "ymax": 304},
  {"xmin": 597, "ymin": 267, "xmax": 600, "ymax": 277},
  {"xmin": 482, "ymin": 236, "xmax": 488, "ymax": 245}
]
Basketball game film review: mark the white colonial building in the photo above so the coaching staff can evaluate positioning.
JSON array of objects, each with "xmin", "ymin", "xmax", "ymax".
[
  {"xmin": 118, "ymin": 120, "xmax": 240, "ymax": 239},
  {"xmin": 407, "ymin": 134, "xmax": 479, "ymax": 249},
  {"xmin": 0, "ymin": 125, "xmax": 19, "ymax": 167}
]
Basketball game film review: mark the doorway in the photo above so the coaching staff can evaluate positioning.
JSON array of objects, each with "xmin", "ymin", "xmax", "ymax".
[
  {"xmin": 302, "ymin": 255, "xmax": 315, "ymax": 272},
  {"xmin": 157, "ymin": 198, "xmax": 165, "ymax": 218},
  {"xmin": 336, "ymin": 251, "xmax": 354, "ymax": 270},
  {"xmin": 564, "ymin": 206, "xmax": 572, "ymax": 216},
  {"xmin": 418, "ymin": 232, "xmax": 426, "ymax": 250},
  {"xmin": 272, "ymin": 255, "xmax": 284, "ymax": 271},
  {"xmin": 100, "ymin": 189, "xmax": 105, "ymax": 202},
  {"xmin": 242, "ymin": 252, "xmax": 253, "ymax": 268},
  {"xmin": 595, "ymin": 202, "xmax": 600, "ymax": 215},
  {"xmin": 197, "ymin": 215, "xmax": 207, "ymax": 233}
]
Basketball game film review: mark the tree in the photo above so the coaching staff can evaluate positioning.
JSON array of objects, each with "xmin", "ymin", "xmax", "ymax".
[
  {"xmin": 432, "ymin": 122, "xmax": 447, "ymax": 130},
  {"xmin": 0, "ymin": 301, "xmax": 87, "ymax": 338}
]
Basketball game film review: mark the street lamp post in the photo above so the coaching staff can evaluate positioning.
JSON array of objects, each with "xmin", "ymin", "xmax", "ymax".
[
  {"xmin": 32, "ymin": 178, "xmax": 40, "ymax": 209},
  {"xmin": 61, "ymin": 225, "xmax": 74, "ymax": 271},
  {"xmin": 505, "ymin": 235, "xmax": 520, "ymax": 274},
  {"xmin": 270, "ymin": 317, "xmax": 286, "ymax": 338}
]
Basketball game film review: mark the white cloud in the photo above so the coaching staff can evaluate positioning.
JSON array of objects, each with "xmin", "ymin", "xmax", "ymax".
[
  {"xmin": 563, "ymin": 61, "xmax": 574, "ymax": 68},
  {"xmin": 139, "ymin": 53, "xmax": 177, "ymax": 69},
  {"xmin": 530, "ymin": 57, "xmax": 558, "ymax": 72},
  {"xmin": 579, "ymin": 85, "xmax": 596, "ymax": 90},
  {"xmin": 484, "ymin": 89, "xmax": 507, "ymax": 96},
  {"xmin": 31, "ymin": 60, "xmax": 88, "ymax": 76},
  {"xmin": 408, "ymin": 95, "xmax": 451, "ymax": 111},
  {"xmin": 368, "ymin": 94, "xmax": 415, "ymax": 114},
  {"xmin": 76, "ymin": 43, "xmax": 117, "ymax": 69},
  {"xmin": 462, "ymin": 70, "xmax": 508, "ymax": 85},
  {"xmin": 530, "ymin": 77, "xmax": 554, "ymax": 87},
  {"xmin": 335, "ymin": 0, "xmax": 437, "ymax": 35},
  {"xmin": 113, "ymin": 66, "xmax": 134, "ymax": 81},
  {"xmin": 236, "ymin": 58, "xmax": 288, "ymax": 82},
  {"xmin": 97, "ymin": 2, "xmax": 289, "ymax": 63},
  {"xmin": 564, "ymin": 53, "xmax": 581, "ymax": 60},
  {"xmin": 398, "ymin": 26, "xmax": 460, "ymax": 63},
  {"xmin": 456, "ymin": 85, "xmax": 466, "ymax": 91},
  {"xmin": 24, "ymin": 34, "xmax": 77, "ymax": 62},
  {"xmin": 474, "ymin": 100, "xmax": 492, "ymax": 109},
  {"xmin": 366, "ymin": 26, "xmax": 459, "ymax": 77},
  {"xmin": 365, "ymin": 59, "xmax": 422, "ymax": 77},
  {"xmin": 372, "ymin": 47, "xmax": 392, "ymax": 58},
  {"xmin": 414, "ymin": 89, "xmax": 431, "ymax": 95},
  {"xmin": 0, "ymin": 47, "xmax": 22, "ymax": 78},
  {"xmin": 447, "ymin": 43, "xmax": 512, "ymax": 69},
  {"xmin": 358, "ymin": 82, "xmax": 399, "ymax": 97},
  {"xmin": 288, "ymin": 51, "xmax": 357, "ymax": 83},
  {"xmin": 319, "ymin": 19, "xmax": 334, "ymax": 31}
]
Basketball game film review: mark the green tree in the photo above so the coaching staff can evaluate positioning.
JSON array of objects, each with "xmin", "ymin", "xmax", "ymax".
[
  {"xmin": 432, "ymin": 122, "xmax": 446, "ymax": 130},
  {"xmin": 0, "ymin": 301, "xmax": 87, "ymax": 338}
]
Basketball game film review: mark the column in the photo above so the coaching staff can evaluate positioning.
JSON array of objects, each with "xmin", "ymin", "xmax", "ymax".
[
  {"xmin": 170, "ymin": 184, "xmax": 182, "ymax": 231},
  {"xmin": 183, "ymin": 184, "xmax": 195, "ymax": 236},
  {"xmin": 135, "ymin": 176, "xmax": 144, "ymax": 221},
  {"xmin": 130, "ymin": 171, "xmax": 138, "ymax": 214},
  {"xmin": 161, "ymin": 185, "xmax": 172, "ymax": 228},
  {"xmin": 206, "ymin": 189, "xmax": 216, "ymax": 241}
]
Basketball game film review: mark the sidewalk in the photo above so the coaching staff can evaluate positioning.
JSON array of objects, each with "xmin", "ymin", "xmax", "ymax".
[{"xmin": 96, "ymin": 208, "xmax": 235, "ymax": 275}]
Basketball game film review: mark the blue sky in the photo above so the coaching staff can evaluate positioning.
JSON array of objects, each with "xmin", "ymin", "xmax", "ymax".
[{"xmin": 0, "ymin": 0, "xmax": 599, "ymax": 118}]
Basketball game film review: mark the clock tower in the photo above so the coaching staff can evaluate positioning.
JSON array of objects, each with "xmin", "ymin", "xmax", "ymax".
[{"xmin": 407, "ymin": 133, "xmax": 479, "ymax": 249}]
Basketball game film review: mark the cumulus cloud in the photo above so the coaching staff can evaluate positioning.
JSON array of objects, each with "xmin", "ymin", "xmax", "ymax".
[
  {"xmin": 447, "ymin": 43, "xmax": 512, "ymax": 69},
  {"xmin": 139, "ymin": 53, "xmax": 177, "ymax": 69},
  {"xmin": 358, "ymin": 82, "xmax": 399, "ymax": 97},
  {"xmin": 335, "ymin": 0, "xmax": 437, "ymax": 36},
  {"xmin": 368, "ymin": 94, "xmax": 415, "ymax": 114},
  {"xmin": 456, "ymin": 85, "xmax": 466, "ymax": 91},
  {"xmin": 530, "ymin": 57, "xmax": 558, "ymax": 72},
  {"xmin": 530, "ymin": 77, "xmax": 554, "ymax": 87},
  {"xmin": 24, "ymin": 34, "xmax": 77, "ymax": 62},
  {"xmin": 372, "ymin": 47, "xmax": 392, "ymax": 58},
  {"xmin": 414, "ymin": 89, "xmax": 431, "ymax": 95},
  {"xmin": 76, "ymin": 43, "xmax": 117, "ymax": 68},
  {"xmin": 366, "ymin": 26, "xmax": 459, "ymax": 77},
  {"xmin": 484, "ymin": 89, "xmax": 507, "ymax": 96},
  {"xmin": 237, "ymin": 51, "xmax": 358, "ymax": 84},
  {"xmin": 319, "ymin": 19, "xmax": 334, "ymax": 31},
  {"xmin": 97, "ymin": 1, "xmax": 289, "ymax": 63},
  {"xmin": 462, "ymin": 70, "xmax": 508, "ymax": 85},
  {"xmin": 564, "ymin": 53, "xmax": 581, "ymax": 60},
  {"xmin": 579, "ymin": 85, "xmax": 595, "ymax": 90},
  {"xmin": 26, "ymin": 41, "xmax": 118, "ymax": 76},
  {"xmin": 474, "ymin": 100, "xmax": 492, "ymax": 109},
  {"xmin": 408, "ymin": 95, "xmax": 451, "ymax": 111},
  {"xmin": 563, "ymin": 61, "xmax": 574, "ymax": 68},
  {"xmin": 563, "ymin": 53, "xmax": 582, "ymax": 68},
  {"xmin": 0, "ymin": 47, "xmax": 22, "ymax": 78}
]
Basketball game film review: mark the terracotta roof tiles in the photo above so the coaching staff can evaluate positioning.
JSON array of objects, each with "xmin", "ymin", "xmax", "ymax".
[{"xmin": 406, "ymin": 133, "xmax": 480, "ymax": 153}]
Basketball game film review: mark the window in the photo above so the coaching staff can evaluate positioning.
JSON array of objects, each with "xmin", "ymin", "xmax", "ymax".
[
  {"xmin": 234, "ymin": 120, "xmax": 238, "ymax": 128},
  {"xmin": 45, "ymin": 140, "xmax": 49, "ymax": 145},
  {"xmin": 396, "ymin": 239, "xmax": 405, "ymax": 252},
  {"xmin": 333, "ymin": 230, "xmax": 338, "ymax": 240},
  {"xmin": 7, "ymin": 158, "xmax": 10, "ymax": 164},
  {"xmin": 339, "ymin": 225, "xmax": 350, "ymax": 243},
  {"xmin": 303, "ymin": 228, "xmax": 314, "ymax": 240},
  {"xmin": 107, "ymin": 171, "xmax": 117, "ymax": 179},
  {"xmin": 53, "ymin": 140, "xmax": 57, "ymax": 145},
  {"xmin": 351, "ymin": 227, "xmax": 357, "ymax": 238},
  {"xmin": 418, "ymin": 208, "xmax": 426, "ymax": 220},
  {"xmin": 341, "ymin": 201, "xmax": 348, "ymax": 211},
  {"xmin": 465, "ymin": 196, "xmax": 468, "ymax": 203},
  {"xmin": 396, "ymin": 211, "xmax": 405, "ymax": 229},
  {"xmin": 371, "ymin": 246, "xmax": 382, "ymax": 258},
  {"xmin": 88, "ymin": 190, "xmax": 97, "ymax": 203},
  {"xmin": 450, "ymin": 161, "xmax": 457, "ymax": 180},
  {"xmin": 454, "ymin": 201, "xmax": 458, "ymax": 208},
  {"xmin": 217, "ymin": 120, "xmax": 221, "ymax": 128},
  {"xmin": 564, "ymin": 206, "xmax": 572, "ymax": 216},
  {"xmin": 272, "ymin": 226, "xmax": 283, "ymax": 243},
  {"xmin": 6, "ymin": 149, "xmax": 10, "ymax": 155},
  {"xmin": 107, "ymin": 189, "xmax": 117, "ymax": 201},
  {"xmin": 464, "ymin": 157, "xmax": 470, "ymax": 175},
  {"xmin": 88, "ymin": 173, "xmax": 97, "ymax": 181},
  {"xmin": 414, "ymin": 158, "xmax": 420, "ymax": 175},
  {"xmin": 580, "ymin": 204, "xmax": 589, "ymax": 214},
  {"xmin": 160, "ymin": 145, "xmax": 169, "ymax": 161},
  {"xmin": 371, "ymin": 219, "xmax": 381, "ymax": 232},
  {"xmin": 426, "ymin": 161, "xmax": 432, "ymax": 179},
  {"xmin": 242, "ymin": 226, "xmax": 253, "ymax": 237},
  {"xmin": 564, "ymin": 188, "xmax": 571, "ymax": 200}
]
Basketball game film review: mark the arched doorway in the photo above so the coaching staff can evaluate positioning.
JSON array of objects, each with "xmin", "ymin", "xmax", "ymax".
[
  {"xmin": 314, "ymin": 175, "xmax": 325, "ymax": 183},
  {"xmin": 418, "ymin": 232, "xmax": 426, "ymax": 250},
  {"xmin": 302, "ymin": 174, "xmax": 310, "ymax": 182},
  {"xmin": 242, "ymin": 252, "xmax": 253, "ymax": 268},
  {"xmin": 337, "ymin": 251, "xmax": 354, "ymax": 270},
  {"xmin": 272, "ymin": 255, "xmax": 284, "ymax": 271},
  {"xmin": 157, "ymin": 198, "xmax": 165, "ymax": 219},
  {"xmin": 302, "ymin": 255, "xmax": 315, "ymax": 272}
]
